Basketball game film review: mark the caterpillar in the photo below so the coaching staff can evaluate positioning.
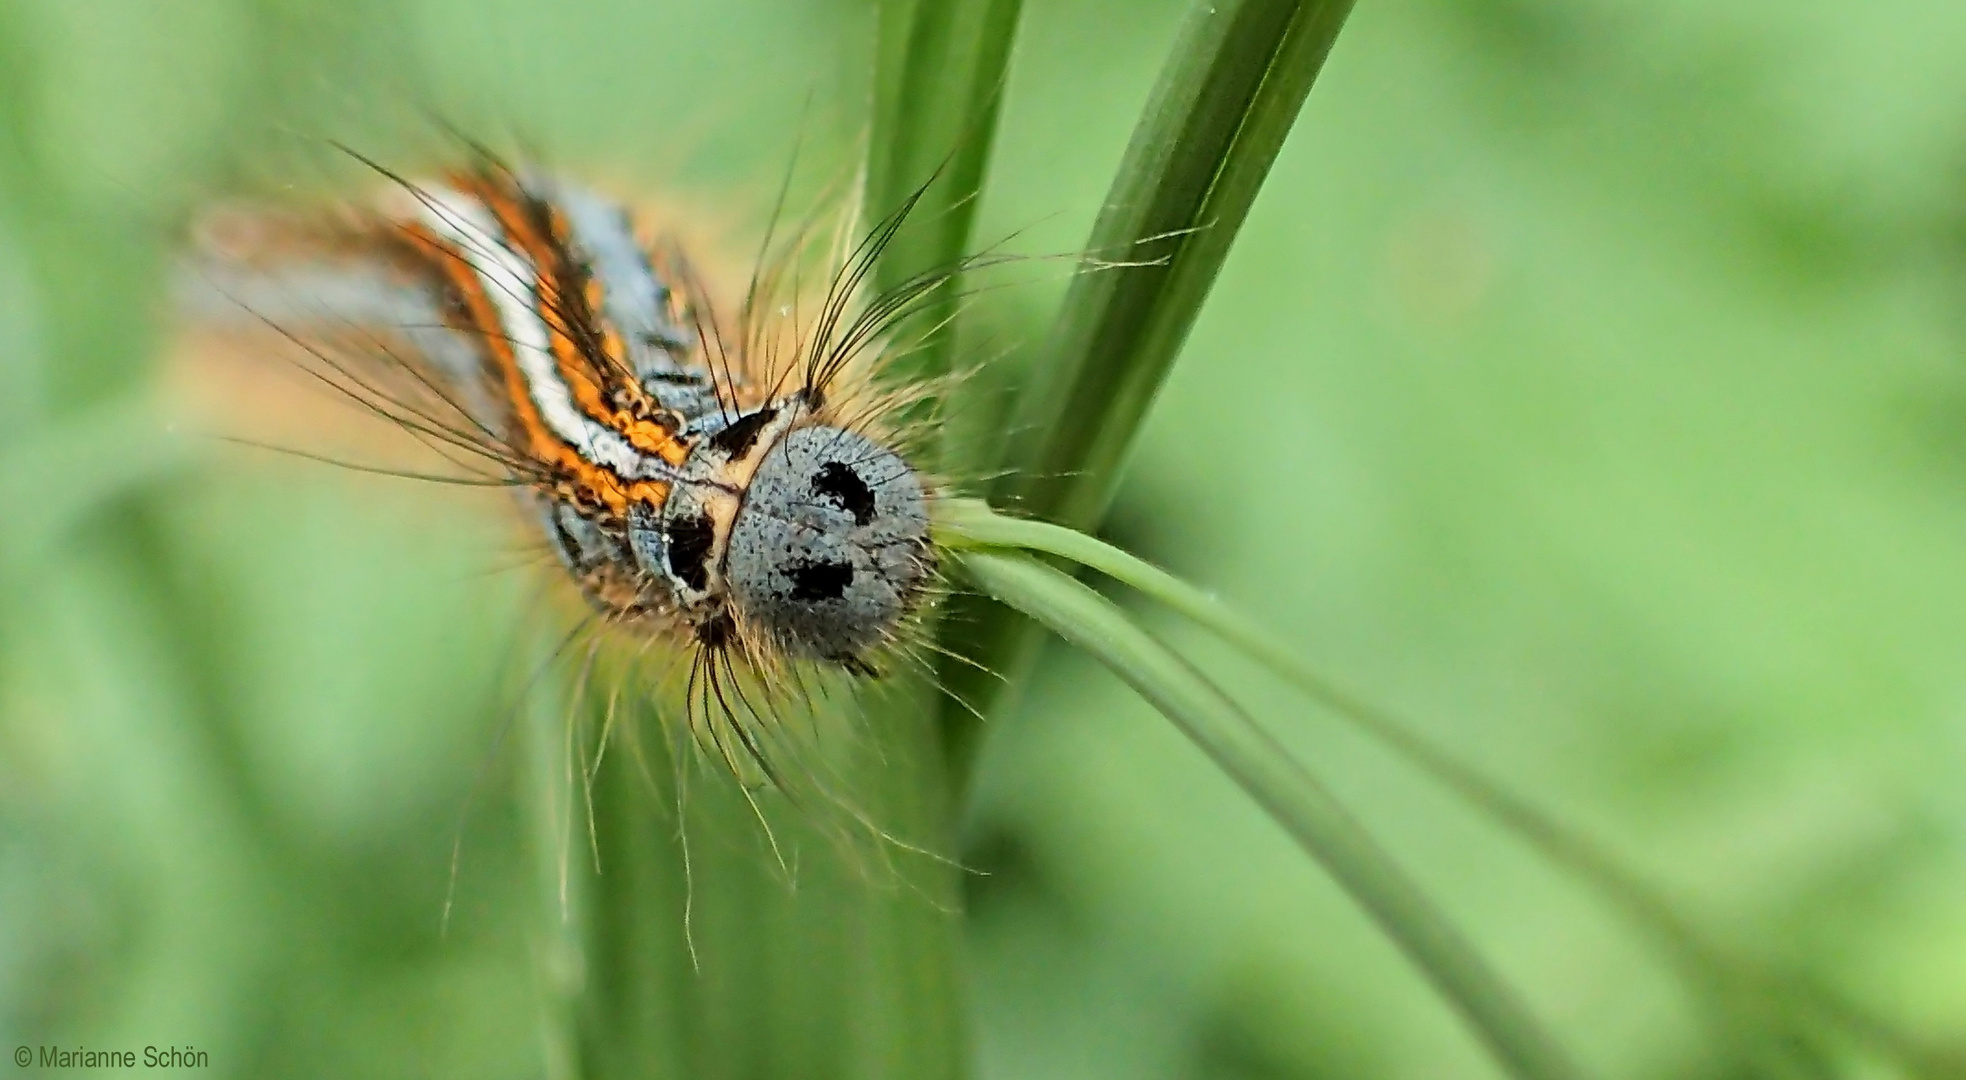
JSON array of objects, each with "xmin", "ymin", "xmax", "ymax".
[{"xmin": 180, "ymin": 146, "xmax": 968, "ymax": 786}]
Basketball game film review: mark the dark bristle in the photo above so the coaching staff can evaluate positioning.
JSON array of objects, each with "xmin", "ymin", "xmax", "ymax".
[
  {"xmin": 837, "ymin": 654, "xmax": 881, "ymax": 678},
  {"xmin": 696, "ymin": 611, "xmax": 735, "ymax": 650}
]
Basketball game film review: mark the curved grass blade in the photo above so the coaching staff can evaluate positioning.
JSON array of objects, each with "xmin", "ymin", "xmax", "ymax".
[
  {"xmin": 955, "ymin": 547, "xmax": 1586, "ymax": 1080},
  {"xmin": 940, "ymin": 0, "xmax": 1356, "ymax": 744},
  {"xmin": 938, "ymin": 498, "xmax": 1954, "ymax": 1079}
]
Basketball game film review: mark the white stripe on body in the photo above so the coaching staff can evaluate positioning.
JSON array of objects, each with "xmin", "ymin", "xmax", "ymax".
[{"xmin": 415, "ymin": 187, "xmax": 677, "ymax": 483}]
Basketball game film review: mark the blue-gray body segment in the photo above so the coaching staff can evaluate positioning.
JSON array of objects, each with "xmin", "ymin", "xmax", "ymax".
[
  {"xmin": 178, "ymin": 258, "xmax": 508, "ymax": 444},
  {"xmin": 626, "ymin": 504, "xmax": 669, "ymax": 586},
  {"xmin": 509, "ymin": 177, "xmax": 736, "ymax": 593},
  {"xmin": 185, "ymin": 172, "xmax": 935, "ymax": 664},
  {"xmin": 542, "ymin": 497, "xmax": 637, "ymax": 578},
  {"xmin": 542, "ymin": 178, "xmax": 731, "ymax": 439}
]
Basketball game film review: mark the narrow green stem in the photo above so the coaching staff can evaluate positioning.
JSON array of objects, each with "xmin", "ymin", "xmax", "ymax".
[
  {"xmin": 940, "ymin": 0, "xmax": 1355, "ymax": 752},
  {"xmin": 868, "ymin": 0, "xmax": 1024, "ymax": 421},
  {"xmin": 559, "ymin": 675, "xmax": 967, "ymax": 1080},
  {"xmin": 939, "ymin": 498, "xmax": 1950, "ymax": 1078},
  {"xmin": 956, "ymin": 548, "xmax": 1586, "ymax": 1080},
  {"xmin": 996, "ymin": 0, "xmax": 1354, "ymax": 529}
]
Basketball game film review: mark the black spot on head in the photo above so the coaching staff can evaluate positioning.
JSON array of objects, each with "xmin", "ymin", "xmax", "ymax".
[
  {"xmin": 665, "ymin": 512, "xmax": 715, "ymax": 592},
  {"xmin": 707, "ymin": 407, "xmax": 778, "ymax": 459},
  {"xmin": 788, "ymin": 558, "xmax": 854, "ymax": 601},
  {"xmin": 811, "ymin": 461, "xmax": 876, "ymax": 526},
  {"xmin": 695, "ymin": 611, "xmax": 735, "ymax": 650}
]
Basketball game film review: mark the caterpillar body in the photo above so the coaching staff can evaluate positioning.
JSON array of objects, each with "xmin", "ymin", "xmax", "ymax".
[{"xmin": 184, "ymin": 152, "xmax": 951, "ymax": 774}]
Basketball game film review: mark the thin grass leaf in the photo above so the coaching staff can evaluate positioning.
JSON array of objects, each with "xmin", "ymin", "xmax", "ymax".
[
  {"xmin": 938, "ymin": 498, "xmax": 1956, "ymax": 1079},
  {"xmin": 940, "ymin": 0, "xmax": 1355, "ymax": 742},
  {"xmin": 997, "ymin": 0, "xmax": 1353, "ymax": 526},
  {"xmin": 561, "ymin": 11, "xmax": 1026, "ymax": 1073},
  {"xmin": 867, "ymin": 0, "xmax": 1024, "ymax": 411},
  {"xmin": 955, "ymin": 547, "xmax": 1587, "ymax": 1080},
  {"xmin": 860, "ymin": 3, "xmax": 1029, "ymax": 1071},
  {"xmin": 558, "ymin": 677, "xmax": 968, "ymax": 1080}
]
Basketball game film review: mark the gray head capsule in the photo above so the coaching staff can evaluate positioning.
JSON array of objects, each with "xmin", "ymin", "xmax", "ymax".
[{"xmin": 725, "ymin": 425, "xmax": 933, "ymax": 664}]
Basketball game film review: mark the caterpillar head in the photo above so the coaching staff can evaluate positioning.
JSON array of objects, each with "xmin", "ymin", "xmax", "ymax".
[{"xmin": 724, "ymin": 425, "xmax": 934, "ymax": 666}]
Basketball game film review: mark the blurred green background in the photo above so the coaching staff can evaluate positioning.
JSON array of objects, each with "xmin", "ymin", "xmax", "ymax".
[{"xmin": 3, "ymin": 0, "xmax": 1965, "ymax": 1077}]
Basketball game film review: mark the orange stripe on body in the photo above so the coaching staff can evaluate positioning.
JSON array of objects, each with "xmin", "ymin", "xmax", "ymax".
[
  {"xmin": 460, "ymin": 173, "xmax": 694, "ymax": 468},
  {"xmin": 400, "ymin": 221, "xmax": 670, "ymax": 516}
]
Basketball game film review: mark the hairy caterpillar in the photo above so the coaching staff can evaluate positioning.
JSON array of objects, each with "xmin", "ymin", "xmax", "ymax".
[{"xmin": 181, "ymin": 144, "xmax": 979, "ymax": 790}]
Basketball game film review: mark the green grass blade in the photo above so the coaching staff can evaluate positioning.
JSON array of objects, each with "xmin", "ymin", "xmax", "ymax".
[
  {"xmin": 562, "ymin": 10, "xmax": 1025, "ymax": 1071},
  {"xmin": 938, "ymin": 498, "xmax": 1953, "ymax": 1077},
  {"xmin": 941, "ymin": 0, "xmax": 1354, "ymax": 743},
  {"xmin": 867, "ymin": 0, "xmax": 1024, "ymax": 410},
  {"xmin": 955, "ymin": 548, "xmax": 1586, "ymax": 1080},
  {"xmin": 558, "ymin": 678, "xmax": 967, "ymax": 1080},
  {"xmin": 997, "ymin": 0, "xmax": 1354, "ymax": 527}
]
